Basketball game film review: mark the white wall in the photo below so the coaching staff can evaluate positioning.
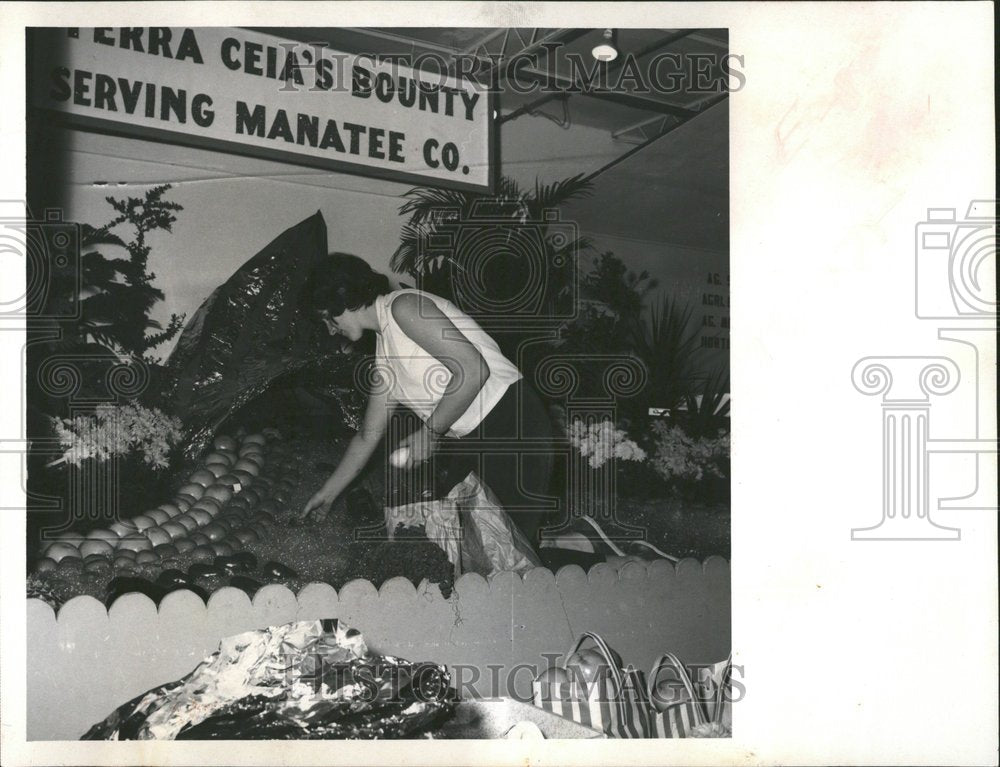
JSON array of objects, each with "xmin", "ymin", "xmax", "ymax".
[
  {"xmin": 53, "ymin": 126, "xmax": 413, "ymax": 359},
  {"xmin": 582, "ymin": 231, "xmax": 730, "ymax": 376}
]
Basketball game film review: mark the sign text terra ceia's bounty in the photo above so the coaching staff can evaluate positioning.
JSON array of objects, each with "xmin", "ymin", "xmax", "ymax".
[{"xmin": 44, "ymin": 28, "xmax": 484, "ymax": 172}]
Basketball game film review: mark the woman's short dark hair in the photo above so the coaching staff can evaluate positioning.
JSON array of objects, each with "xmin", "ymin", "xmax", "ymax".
[{"xmin": 303, "ymin": 252, "xmax": 392, "ymax": 318}]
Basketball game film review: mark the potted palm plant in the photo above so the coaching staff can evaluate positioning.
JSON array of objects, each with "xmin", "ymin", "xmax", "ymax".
[{"xmin": 391, "ymin": 174, "xmax": 594, "ymax": 369}]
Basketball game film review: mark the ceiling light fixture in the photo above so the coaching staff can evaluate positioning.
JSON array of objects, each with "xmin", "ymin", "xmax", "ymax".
[{"xmin": 591, "ymin": 29, "xmax": 619, "ymax": 62}]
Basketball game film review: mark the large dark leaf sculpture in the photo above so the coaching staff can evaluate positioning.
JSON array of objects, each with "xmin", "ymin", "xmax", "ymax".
[{"xmin": 166, "ymin": 212, "xmax": 365, "ymax": 459}]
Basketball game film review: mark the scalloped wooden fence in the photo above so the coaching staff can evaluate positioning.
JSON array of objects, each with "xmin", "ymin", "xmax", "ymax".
[{"xmin": 26, "ymin": 557, "xmax": 730, "ymax": 740}]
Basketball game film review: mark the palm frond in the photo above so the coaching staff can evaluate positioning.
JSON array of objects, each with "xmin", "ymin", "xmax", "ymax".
[
  {"xmin": 528, "ymin": 173, "xmax": 593, "ymax": 217},
  {"xmin": 391, "ymin": 221, "xmax": 455, "ymax": 275},
  {"xmin": 397, "ymin": 187, "xmax": 472, "ymax": 223}
]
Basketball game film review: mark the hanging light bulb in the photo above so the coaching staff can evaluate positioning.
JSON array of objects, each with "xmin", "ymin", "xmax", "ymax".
[{"xmin": 591, "ymin": 29, "xmax": 619, "ymax": 62}]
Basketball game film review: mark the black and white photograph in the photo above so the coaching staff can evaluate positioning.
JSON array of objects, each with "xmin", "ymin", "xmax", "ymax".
[
  {"xmin": 1, "ymin": 3, "xmax": 995, "ymax": 766},
  {"xmin": 20, "ymin": 23, "xmax": 733, "ymax": 742}
]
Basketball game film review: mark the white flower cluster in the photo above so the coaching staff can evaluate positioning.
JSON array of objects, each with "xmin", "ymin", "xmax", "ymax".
[
  {"xmin": 51, "ymin": 402, "xmax": 184, "ymax": 469},
  {"xmin": 568, "ymin": 418, "xmax": 647, "ymax": 470},
  {"xmin": 649, "ymin": 421, "xmax": 730, "ymax": 482}
]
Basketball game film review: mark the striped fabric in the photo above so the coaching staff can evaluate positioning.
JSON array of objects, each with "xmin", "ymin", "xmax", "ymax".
[
  {"xmin": 649, "ymin": 700, "xmax": 704, "ymax": 738},
  {"xmin": 696, "ymin": 658, "xmax": 733, "ymax": 730},
  {"xmin": 531, "ymin": 675, "xmax": 649, "ymax": 738},
  {"xmin": 532, "ymin": 638, "xmax": 733, "ymax": 739}
]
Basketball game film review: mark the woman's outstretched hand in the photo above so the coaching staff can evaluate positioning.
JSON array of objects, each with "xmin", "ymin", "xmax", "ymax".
[{"xmin": 299, "ymin": 484, "xmax": 339, "ymax": 523}]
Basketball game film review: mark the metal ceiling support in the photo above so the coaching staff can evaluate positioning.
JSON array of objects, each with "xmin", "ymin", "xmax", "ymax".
[
  {"xmin": 513, "ymin": 66, "xmax": 699, "ymax": 118},
  {"xmin": 606, "ymin": 29, "xmax": 697, "ymax": 75},
  {"xmin": 496, "ymin": 92, "xmax": 569, "ymax": 125},
  {"xmin": 613, "ymin": 114, "xmax": 671, "ymax": 139},
  {"xmin": 340, "ymin": 27, "xmax": 468, "ymax": 55},
  {"xmin": 327, "ymin": 27, "xmax": 590, "ymax": 94},
  {"xmin": 612, "ymin": 115, "xmax": 676, "ymax": 144},
  {"xmin": 474, "ymin": 28, "xmax": 591, "ymax": 183},
  {"xmin": 466, "ymin": 28, "xmax": 590, "ymax": 65},
  {"xmin": 463, "ymin": 28, "xmax": 508, "ymax": 55},
  {"xmin": 582, "ymin": 92, "xmax": 728, "ymax": 184},
  {"xmin": 611, "ymin": 92, "xmax": 726, "ymax": 141},
  {"xmin": 488, "ymin": 29, "xmax": 593, "ymax": 84},
  {"xmin": 495, "ymin": 29, "xmax": 705, "ymax": 128},
  {"xmin": 688, "ymin": 32, "xmax": 729, "ymax": 49}
]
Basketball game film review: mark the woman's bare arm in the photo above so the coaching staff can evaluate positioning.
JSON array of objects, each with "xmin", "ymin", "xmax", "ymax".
[
  {"xmin": 300, "ymin": 379, "xmax": 394, "ymax": 520},
  {"xmin": 389, "ymin": 292, "xmax": 490, "ymax": 436}
]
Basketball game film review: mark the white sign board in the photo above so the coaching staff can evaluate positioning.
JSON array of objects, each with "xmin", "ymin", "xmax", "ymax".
[{"xmin": 29, "ymin": 27, "xmax": 494, "ymax": 192}]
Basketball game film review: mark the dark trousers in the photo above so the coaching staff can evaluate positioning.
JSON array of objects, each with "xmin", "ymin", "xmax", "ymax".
[{"xmin": 432, "ymin": 379, "xmax": 556, "ymax": 547}]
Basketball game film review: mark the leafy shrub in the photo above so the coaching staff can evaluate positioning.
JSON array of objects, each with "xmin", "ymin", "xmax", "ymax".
[
  {"xmin": 50, "ymin": 402, "xmax": 183, "ymax": 469},
  {"xmin": 568, "ymin": 417, "xmax": 647, "ymax": 469},
  {"xmin": 649, "ymin": 420, "xmax": 730, "ymax": 486}
]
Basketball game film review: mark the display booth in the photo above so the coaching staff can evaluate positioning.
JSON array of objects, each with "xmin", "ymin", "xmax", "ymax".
[{"xmin": 25, "ymin": 26, "xmax": 732, "ymax": 740}]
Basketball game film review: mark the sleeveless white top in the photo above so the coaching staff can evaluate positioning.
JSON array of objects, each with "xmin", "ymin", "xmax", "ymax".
[{"xmin": 373, "ymin": 289, "xmax": 522, "ymax": 437}]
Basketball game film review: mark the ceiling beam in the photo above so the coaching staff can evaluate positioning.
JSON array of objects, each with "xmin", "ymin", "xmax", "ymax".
[
  {"xmin": 611, "ymin": 92, "xmax": 723, "ymax": 140},
  {"xmin": 497, "ymin": 29, "xmax": 713, "ymax": 128},
  {"xmin": 583, "ymin": 92, "xmax": 728, "ymax": 183},
  {"xmin": 339, "ymin": 27, "xmax": 468, "ymax": 55},
  {"xmin": 462, "ymin": 28, "xmax": 508, "ymax": 54},
  {"xmin": 512, "ymin": 66, "xmax": 700, "ymax": 118},
  {"xmin": 606, "ymin": 29, "xmax": 696, "ymax": 75},
  {"xmin": 688, "ymin": 32, "xmax": 729, "ymax": 49},
  {"xmin": 496, "ymin": 93, "xmax": 569, "ymax": 126},
  {"xmin": 444, "ymin": 28, "xmax": 592, "ymax": 82},
  {"xmin": 492, "ymin": 29, "xmax": 593, "ymax": 82}
]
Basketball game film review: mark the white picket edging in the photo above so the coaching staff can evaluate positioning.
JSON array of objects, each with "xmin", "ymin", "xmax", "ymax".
[{"xmin": 27, "ymin": 557, "xmax": 731, "ymax": 740}]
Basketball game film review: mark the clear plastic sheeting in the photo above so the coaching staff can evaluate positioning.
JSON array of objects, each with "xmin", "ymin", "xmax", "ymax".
[{"xmin": 386, "ymin": 471, "xmax": 541, "ymax": 577}]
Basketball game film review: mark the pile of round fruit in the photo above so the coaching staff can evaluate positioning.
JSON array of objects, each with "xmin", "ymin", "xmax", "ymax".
[{"xmin": 33, "ymin": 430, "xmax": 303, "ymax": 604}]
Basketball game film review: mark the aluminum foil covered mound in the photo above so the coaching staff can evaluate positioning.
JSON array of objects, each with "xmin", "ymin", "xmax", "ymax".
[
  {"xmin": 164, "ymin": 212, "xmax": 366, "ymax": 460},
  {"xmin": 81, "ymin": 618, "xmax": 455, "ymax": 740}
]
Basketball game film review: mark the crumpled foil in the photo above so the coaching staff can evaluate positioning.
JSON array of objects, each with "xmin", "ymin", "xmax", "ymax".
[
  {"xmin": 81, "ymin": 618, "xmax": 455, "ymax": 740},
  {"xmin": 164, "ymin": 212, "xmax": 366, "ymax": 459}
]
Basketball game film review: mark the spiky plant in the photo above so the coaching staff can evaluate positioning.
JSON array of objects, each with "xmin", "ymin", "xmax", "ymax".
[
  {"xmin": 681, "ymin": 366, "xmax": 731, "ymax": 437},
  {"xmin": 627, "ymin": 293, "xmax": 704, "ymax": 415}
]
